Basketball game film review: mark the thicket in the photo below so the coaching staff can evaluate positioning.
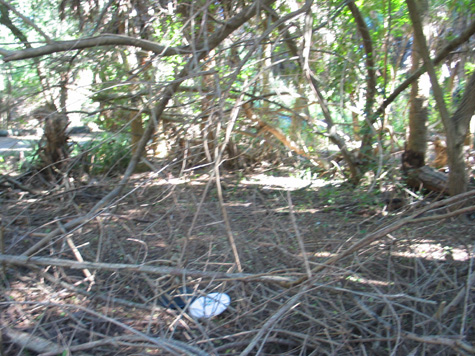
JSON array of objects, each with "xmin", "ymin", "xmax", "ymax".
[{"xmin": 0, "ymin": 1, "xmax": 474, "ymax": 355}]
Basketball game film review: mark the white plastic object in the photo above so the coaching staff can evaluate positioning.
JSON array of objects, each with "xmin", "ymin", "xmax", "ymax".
[{"xmin": 189, "ymin": 293, "xmax": 231, "ymax": 319}]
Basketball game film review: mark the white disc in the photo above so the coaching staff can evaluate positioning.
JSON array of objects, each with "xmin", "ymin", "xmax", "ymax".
[{"xmin": 189, "ymin": 293, "xmax": 231, "ymax": 319}]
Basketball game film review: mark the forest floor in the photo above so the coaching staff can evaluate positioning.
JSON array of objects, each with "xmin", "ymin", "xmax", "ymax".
[{"xmin": 1, "ymin": 163, "xmax": 474, "ymax": 355}]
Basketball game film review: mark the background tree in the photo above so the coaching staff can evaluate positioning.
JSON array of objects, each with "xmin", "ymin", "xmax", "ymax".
[
  {"xmin": 407, "ymin": 0, "xmax": 475, "ymax": 195},
  {"xmin": 0, "ymin": 0, "xmax": 474, "ymax": 187},
  {"xmin": 1, "ymin": 1, "xmax": 475, "ymax": 355}
]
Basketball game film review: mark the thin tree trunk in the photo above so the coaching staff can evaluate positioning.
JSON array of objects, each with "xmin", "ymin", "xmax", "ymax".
[
  {"xmin": 406, "ymin": 0, "xmax": 475, "ymax": 195},
  {"xmin": 347, "ymin": 1, "xmax": 377, "ymax": 165},
  {"xmin": 446, "ymin": 71, "xmax": 475, "ymax": 194},
  {"xmin": 402, "ymin": 14, "xmax": 428, "ymax": 175},
  {"xmin": 302, "ymin": 10, "xmax": 360, "ymax": 183}
]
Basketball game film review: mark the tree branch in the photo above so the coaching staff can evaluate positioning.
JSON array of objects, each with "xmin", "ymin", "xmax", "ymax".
[
  {"xmin": 0, "ymin": 0, "xmax": 52, "ymax": 43},
  {"xmin": 375, "ymin": 18, "xmax": 475, "ymax": 117},
  {"xmin": 0, "ymin": 3, "xmax": 30, "ymax": 46},
  {"xmin": 1, "ymin": 0, "xmax": 277, "ymax": 63},
  {"xmin": 1, "ymin": 34, "xmax": 189, "ymax": 62},
  {"xmin": 0, "ymin": 253, "xmax": 296, "ymax": 284},
  {"xmin": 347, "ymin": 1, "xmax": 376, "ymax": 117},
  {"xmin": 20, "ymin": 0, "xmax": 278, "ymax": 257},
  {"xmin": 285, "ymin": 189, "xmax": 475, "ymax": 287}
]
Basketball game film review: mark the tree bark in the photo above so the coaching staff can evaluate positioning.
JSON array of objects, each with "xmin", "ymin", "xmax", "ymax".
[
  {"xmin": 406, "ymin": 0, "xmax": 475, "ymax": 195},
  {"xmin": 347, "ymin": 1, "xmax": 377, "ymax": 166},
  {"xmin": 403, "ymin": 7, "xmax": 428, "ymax": 174},
  {"xmin": 374, "ymin": 18, "xmax": 475, "ymax": 118},
  {"xmin": 446, "ymin": 70, "xmax": 475, "ymax": 194}
]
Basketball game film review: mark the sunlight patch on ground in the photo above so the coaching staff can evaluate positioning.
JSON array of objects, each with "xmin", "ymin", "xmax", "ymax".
[
  {"xmin": 345, "ymin": 275, "xmax": 395, "ymax": 286},
  {"xmin": 313, "ymin": 251, "xmax": 336, "ymax": 258},
  {"xmin": 226, "ymin": 202, "xmax": 252, "ymax": 207},
  {"xmin": 242, "ymin": 173, "xmax": 331, "ymax": 190},
  {"xmin": 151, "ymin": 177, "xmax": 191, "ymax": 186},
  {"xmin": 392, "ymin": 241, "xmax": 471, "ymax": 261}
]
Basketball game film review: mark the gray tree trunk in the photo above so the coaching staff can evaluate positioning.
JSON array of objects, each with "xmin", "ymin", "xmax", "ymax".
[
  {"xmin": 407, "ymin": 0, "xmax": 475, "ymax": 195},
  {"xmin": 403, "ymin": 34, "xmax": 428, "ymax": 172},
  {"xmin": 446, "ymin": 71, "xmax": 475, "ymax": 194}
]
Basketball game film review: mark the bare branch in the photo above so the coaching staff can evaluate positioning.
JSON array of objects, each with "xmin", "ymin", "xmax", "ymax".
[
  {"xmin": 347, "ymin": 1, "xmax": 376, "ymax": 117},
  {"xmin": 3, "ymin": 301, "xmax": 211, "ymax": 356},
  {"xmin": 1, "ymin": 34, "xmax": 188, "ymax": 62},
  {"xmin": 376, "ymin": 18, "xmax": 475, "ymax": 117},
  {"xmin": 1, "ymin": 0, "xmax": 277, "ymax": 63},
  {"xmin": 285, "ymin": 190, "xmax": 475, "ymax": 287},
  {"xmin": 0, "ymin": 253, "xmax": 297, "ymax": 284},
  {"xmin": 0, "ymin": 0, "xmax": 52, "ymax": 43},
  {"xmin": 20, "ymin": 0, "xmax": 278, "ymax": 258}
]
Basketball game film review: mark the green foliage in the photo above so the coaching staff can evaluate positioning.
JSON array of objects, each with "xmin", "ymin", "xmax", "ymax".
[
  {"xmin": 18, "ymin": 140, "xmax": 43, "ymax": 171},
  {"xmin": 318, "ymin": 183, "xmax": 379, "ymax": 208},
  {"xmin": 0, "ymin": 156, "xmax": 8, "ymax": 172},
  {"xmin": 74, "ymin": 133, "xmax": 131, "ymax": 176},
  {"xmin": 290, "ymin": 165, "xmax": 321, "ymax": 181},
  {"xmin": 0, "ymin": 0, "xmax": 474, "ymax": 185}
]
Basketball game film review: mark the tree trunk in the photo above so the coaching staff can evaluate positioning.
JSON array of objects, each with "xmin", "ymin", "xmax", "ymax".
[
  {"xmin": 35, "ymin": 105, "xmax": 69, "ymax": 177},
  {"xmin": 402, "ymin": 18, "xmax": 428, "ymax": 174},
  {"xmin": 407, "ymin": 0, "xmax": 475, "ymax": 195},
  {"xmin": 446, "ymin": 71, "xmax": 475, "ymax": 194},
  {"xmin": 347, "ymin": 1, "xmax": 377, "ymax": 169}
]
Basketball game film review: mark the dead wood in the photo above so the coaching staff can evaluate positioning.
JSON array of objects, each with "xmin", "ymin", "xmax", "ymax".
[
  {"xmin": 4, "ymin": 301, "xmax": 211, "ymax": 356},
  {"xmin": 354, "ymin": 298, "xmax": 475, "ymax": 354},
  {"xmin": 38, "ymin": 335, "xmax": 156, "ymax": 356},
  {"xmin": 0, "ymin": 253, "xmax": 297, "ymax": 285},
  {"xmin": 0, "ymin": 174, "xmax": 41, "ymax": 194},
  {"xmin": 406, "ymin": 165, "xmax": 449, "ymax": 193},
  {"xmin": 2, "ymin": 171, "xmax": 474, "ymax": 355},
  {"xmin": 3, "ymin": 327, "xmax": 74, "ymax": 355}
]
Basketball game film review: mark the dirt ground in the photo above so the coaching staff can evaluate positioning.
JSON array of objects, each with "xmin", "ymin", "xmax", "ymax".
[{"xmin": 0, "ymin": 167, "xmax": 474, "ymax": 355}]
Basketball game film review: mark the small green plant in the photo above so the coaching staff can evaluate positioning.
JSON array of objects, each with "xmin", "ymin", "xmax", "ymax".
[
  {"xmin": 19, "ymin": 140, "xmax": 44, "ymax": 171},
  {"xmin": 76, "ymin": 132, "xmax": 131, "ymax": 175},
  {"xmin": 0, "ymin": 156, "xmax": 8, "ymax": 172},
  {"xmin": 291, "ymin": 166, "xmax": 319, "ymax": 181}
]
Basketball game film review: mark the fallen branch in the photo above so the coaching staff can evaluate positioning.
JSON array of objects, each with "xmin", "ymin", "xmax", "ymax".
[
  {"xmin": 0, "ymin": 253, "xmax": 297, "ymax": 284},
  {"xmin": 3, "ymin": 328, "xmax": 76, "ymax": 356},
  {"xmin": 442, "ymin": 253, "xmax": 475, "ymax": 318},
  {"xmin": 239, "ymin": 285, "xmax": 310, "ymax": 356},
  {"xmin": 2, "ymin": 301, "xmax": 210, "ymax": 356},
  {"xmin": 0, "ymin": 174, "xmax": 41, "ymax": 195},
  {"xmin": 38, "ymin": 335, "xmax": 156, "ymax": 356}
]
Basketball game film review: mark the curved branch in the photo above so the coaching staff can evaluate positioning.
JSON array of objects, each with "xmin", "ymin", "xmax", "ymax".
[
  {"xmin": 1, "ymin": 34, "xmax": 189, "ymax": 62},
  {"xmin": 22, "ymin": 0, "xmax": 278, "ymax": 257},
  {"xmin": 347, "ymin": 1, "xmax": 376, "ymax": 117},
  {"xmin": 1, "ymin": 0, "xmax": 277, "ymax": 63},
  {"xmin": 0, "ymin": 0, "xmax": 52, "ymax": 43},
  {"xmin": 0, "ymin": 3, "xmax": 30, "ymax": 46},
  {"xmin": 375, "ymin": 18, "xmax": 475, "ymax": 117}
]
